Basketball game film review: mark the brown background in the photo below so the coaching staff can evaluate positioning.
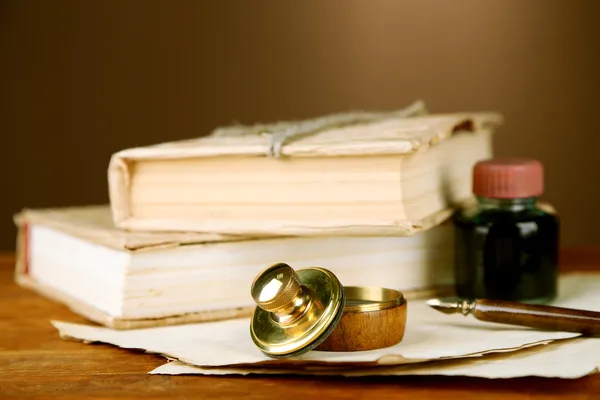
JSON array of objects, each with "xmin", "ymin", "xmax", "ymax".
[{"xmin": 1, "ymin": 0, "xmax": 599, "ymax": 250}]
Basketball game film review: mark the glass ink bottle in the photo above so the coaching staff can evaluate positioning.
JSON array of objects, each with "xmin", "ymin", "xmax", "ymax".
[{"xmin": 453, "ymin": 157, "xmax": 559, "ymax": 304}]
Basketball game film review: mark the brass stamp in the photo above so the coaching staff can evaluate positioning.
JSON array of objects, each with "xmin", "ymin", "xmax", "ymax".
[
  {"xmin": 250, "ymin": 262, "xmax": 345, "ymax": 358},
  {"xmin": 250, "ymin": 263, "xmax": 408, "ymax": 358}
]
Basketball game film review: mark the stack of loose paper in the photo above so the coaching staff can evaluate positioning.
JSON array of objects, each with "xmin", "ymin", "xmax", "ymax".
[{"xmin": 53, "ymin": 273, "xmax": 600, "ymax": 379}]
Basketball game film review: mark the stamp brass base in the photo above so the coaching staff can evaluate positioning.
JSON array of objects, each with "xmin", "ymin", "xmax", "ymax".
[{"xmin": 250, "ymin": 264, "xmax": 345, "ymax": 358}]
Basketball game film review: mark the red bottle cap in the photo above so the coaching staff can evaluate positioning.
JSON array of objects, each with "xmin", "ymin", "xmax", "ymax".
[{"xmin": 473, "ymin": 157, "xmax": 544, "ymax": 199}]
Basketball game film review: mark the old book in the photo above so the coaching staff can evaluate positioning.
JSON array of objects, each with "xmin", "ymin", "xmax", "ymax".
[
  {"xmin": 108, "ymin": 105, "xmax": 503, "ymax": 236},
  {"xmin": 14, "ymin": 205, "xmax": 455, "ymax": 329}
]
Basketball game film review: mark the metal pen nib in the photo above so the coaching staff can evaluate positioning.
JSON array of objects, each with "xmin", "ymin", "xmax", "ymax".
[{"xmin": 426, "ymin": 297, "xmax": 476, "ymax": 316}]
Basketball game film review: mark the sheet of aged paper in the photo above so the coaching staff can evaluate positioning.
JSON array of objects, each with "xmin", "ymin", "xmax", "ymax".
[
  {"xmin": 151, "ymin": 337, "xmax": 600, "ymax": 379},
  {"xmin": 53, "ymin": 273, "xmax": 598, "ymax": 370}
]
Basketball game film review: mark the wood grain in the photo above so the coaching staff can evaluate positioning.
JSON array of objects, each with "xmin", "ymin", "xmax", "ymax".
[
  {"xmin": 473, "ymin": 299, "xmax": 600, "ymax": 335},
  {"xmin": 1, "ymin": 250, "xmax": 600, "ymax": 399},
  {"xmin": 316, "ymin": 301, "xmax": 407, "ymax": 352}
]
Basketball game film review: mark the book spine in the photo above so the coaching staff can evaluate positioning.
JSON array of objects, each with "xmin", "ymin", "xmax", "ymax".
[
  {"xmin": 108, "ymin": 155, "xmax": 132, "ymax": 226},
  {"xmin": 13, "ymin": 216, "xmax": 30, "ymax": 279}
]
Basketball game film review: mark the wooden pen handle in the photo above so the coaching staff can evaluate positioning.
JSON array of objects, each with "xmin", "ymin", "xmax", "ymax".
[{"xmin": 473, "ymin": 299, "xmax": 600, "ymax": 335}]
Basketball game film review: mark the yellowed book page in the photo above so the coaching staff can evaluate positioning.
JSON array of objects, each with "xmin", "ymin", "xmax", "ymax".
[{"xmin": 111, "ymin": 132, "xmax": 493, "ymax": 236}]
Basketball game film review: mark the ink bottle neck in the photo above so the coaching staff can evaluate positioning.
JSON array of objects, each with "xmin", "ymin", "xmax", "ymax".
[{"xmin": 476, "ymin": 196, "xmax": 537, "ymax": 212}]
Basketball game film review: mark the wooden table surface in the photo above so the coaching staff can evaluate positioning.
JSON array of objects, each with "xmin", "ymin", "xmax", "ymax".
[{"xmin": 2, "ymin": 249, "xmax": 600, "ymax": 399}]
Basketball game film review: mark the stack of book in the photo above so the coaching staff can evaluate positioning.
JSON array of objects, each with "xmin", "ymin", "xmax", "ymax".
[{"xmin": 13, "ymin": 101, "xmax": 503, "ymax": 329}]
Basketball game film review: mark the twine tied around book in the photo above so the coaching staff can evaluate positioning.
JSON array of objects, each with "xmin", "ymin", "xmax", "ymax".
[{"xmin": 211, "ymin": 100, "xmax": 427, "ymax": 158}]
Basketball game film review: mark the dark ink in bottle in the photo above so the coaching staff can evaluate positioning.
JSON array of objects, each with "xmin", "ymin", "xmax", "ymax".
[{"xmin": 453, "ymin": 157, "xmax": 559, "ymax": 303}]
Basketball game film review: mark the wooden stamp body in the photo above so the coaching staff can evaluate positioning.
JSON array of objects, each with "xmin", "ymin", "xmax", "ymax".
[{"xmin": 316, "ymin": 287, "xmax": 407, "ymax": 352}]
